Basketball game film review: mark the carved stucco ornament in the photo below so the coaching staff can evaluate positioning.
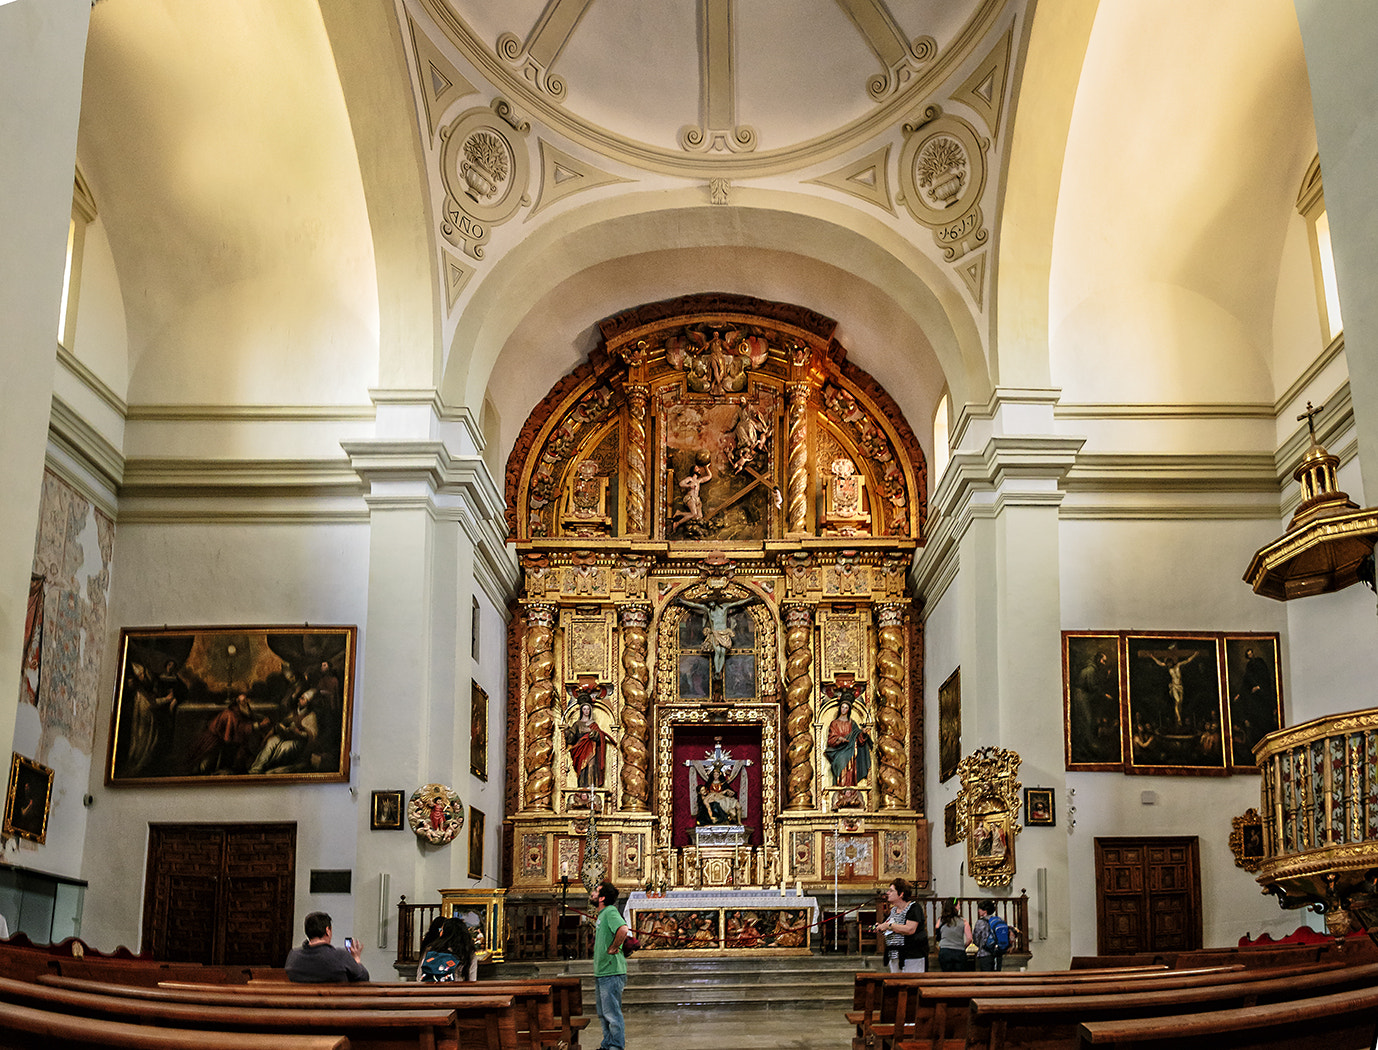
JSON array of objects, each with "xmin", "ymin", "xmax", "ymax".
[
  {"xmin": 956, "ymin": 745, "xmax": 1021, "ymax": 887},
  {"xmin": 439, "ymin": 100, "xmax": 532, "ymax": 260},
  {"xmin": 897, "ymin": 105, "xmax": 989, "ymax": 261}
]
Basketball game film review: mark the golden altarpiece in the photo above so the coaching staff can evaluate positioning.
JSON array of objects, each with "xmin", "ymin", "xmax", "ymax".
[{"xmin": 502, "ymin": 294, "xmax": 930, "ymax": 908}]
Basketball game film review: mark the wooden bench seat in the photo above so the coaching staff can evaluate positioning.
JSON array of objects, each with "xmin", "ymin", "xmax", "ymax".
[
  {"xmin": 155, "ymin": 976, "xmax": 587, "ymax": 1049},
  {"xmin": 944, "ymin": 960, "xmax": 1378, "ymax": 1050},
  {"xmin": 0, "ymin": 1000, "xmax": 350, "ymax": 1050},
  {"xmin": 0, "ymin": 974, "xmax": 502, "ymax": 1050},
  {"xmin": 849, "ymin": 962, "xmax": 1342, "ymax": 1050},
  {"xmin": 51, "ymin": 975, "xmax": 587, "ymax": 1050},
  {"xmin": 1075, "ymin": 983, "xmax": 1378, "ymax": 1050}
]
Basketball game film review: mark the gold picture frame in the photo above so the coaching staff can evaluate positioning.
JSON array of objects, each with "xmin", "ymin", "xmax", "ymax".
[
  {"xmin": 371, "ymin": 789, "xmax": 404, "ymax": 830},
  {"xmin": 1230, "ymin": 807, "xmax": 1265, "ymax": 872},
  {"xmin": 956, "ymin": 746, "xmax": 1022, "ymax": 887},
  {"xmin": 4, "ymin": 753, "xmax": 54, "ymax": 844}
]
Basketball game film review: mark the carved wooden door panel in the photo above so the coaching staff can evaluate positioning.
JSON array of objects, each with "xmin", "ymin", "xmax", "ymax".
[
  {"xmin": 1095, "ymin": 836, "xmax": 1200, "ymax": 955},
  {"xmin": 144, "ymin": 823, "xmax": 296, "ymax": 965}
]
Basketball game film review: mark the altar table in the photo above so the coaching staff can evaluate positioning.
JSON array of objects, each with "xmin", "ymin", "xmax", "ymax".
[{"xmin": 624, "ymin": 890, "xmax": 817, "ymax": 954}]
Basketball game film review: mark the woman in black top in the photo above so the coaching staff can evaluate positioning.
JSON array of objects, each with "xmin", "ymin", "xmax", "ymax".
[{"xmin": 876, "ymin": 877, "xmax": 928, "ymax": 972}]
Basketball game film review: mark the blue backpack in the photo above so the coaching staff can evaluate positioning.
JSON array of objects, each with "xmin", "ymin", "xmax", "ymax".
[{"xmin": 987, "ymin": 914, "xmax": 1011, "ymax": 953}]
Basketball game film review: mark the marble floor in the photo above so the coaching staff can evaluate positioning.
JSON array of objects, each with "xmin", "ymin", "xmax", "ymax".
[{"xmin": 590, "ymin": 1004, "xmax": 853, "ymax": 1049}]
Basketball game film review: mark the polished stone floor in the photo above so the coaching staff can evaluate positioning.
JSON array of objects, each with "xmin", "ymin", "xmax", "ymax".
[{"xmin": 590, "ymin": 1004, "xmax": 853, "ymax": 1049}]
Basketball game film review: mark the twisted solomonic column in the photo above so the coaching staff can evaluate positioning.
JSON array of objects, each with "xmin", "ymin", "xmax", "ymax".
[
  {"xmin": 625, "ymin": 383, "xmax": 648, "ymax": 535},
  {"xmin": 782, "ymin": 602, "xmax": 815, "ymax": 810},
  {"xmin": 521, "ymin": 604, "xmax": 558, "ymax": 811},
  {"xmin": 874, "ymin": 603, "xmax": 909, "ymax": 808},
  {"xmin": 619, "ymin": 604, "xmax": 652, "ymax": 811},
  {"xmin": 786, "ymin": 381, "xmax": 810, "ymax": 534}
]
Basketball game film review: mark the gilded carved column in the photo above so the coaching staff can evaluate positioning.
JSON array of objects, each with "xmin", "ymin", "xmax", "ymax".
[
  {"xmin": 782, "ymin": 602, "xmax": 815, "ymax": 810},
  {"xmin": 874, "ymin": 602, "xmax": 908, "ymax": 808},
  {"xmin": 786, "ymin": 344, "xmax": 812, "ymax": 534},
  {"xmin": 619, "ymin": 603, "xmax": 651, "ymax": 810},
  {"xmin": 625, "ymin": 382, "xmax": 648, "ymax": 535},
  {"xmin": 522, "ymin": 603, "xmax": 558, "ymax": 811}
]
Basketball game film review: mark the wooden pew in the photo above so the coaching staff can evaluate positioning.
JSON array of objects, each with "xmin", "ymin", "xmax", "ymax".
[
  {"xmin": 0, "ymin": 1000, "xmax": 350, "ymax": 1050},
  {"xmin": 849, "ymin": 968, "xmax": 1171, "ymax": 1050},
  {"xmin": 951, "ymin": 960, "xmax": 1378, "ymax": 1050},
  {"xmin": 1075, "ymin": 983, "xmax": 1378, "ymax": 1050},
  {"xmin": 225, "ymin": 978, "xmax": 590, "ymax": 1050},
  {"xmin": 851, "ymin": 963, "xmax": 1339, "ymax": 1050},
  {"xmin": 49, "ymin": 975, "xmax": 585, "ymax": 1050},
  {"xmin": 0, "ymin": 974, "xmax": 498, "ymax": 1050}
]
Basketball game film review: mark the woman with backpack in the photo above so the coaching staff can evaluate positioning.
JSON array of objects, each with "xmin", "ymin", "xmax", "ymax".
[
  {"xmin": 972, "ymin": 899, "xmax": 1009, "ymax": 972},
  {"xmin": 875, "ymin": 877, "xmax": 928, "ymax": 972},
  {"xmin": 418, "ymin": 917, "xmax": 474, "ymax": 982}
]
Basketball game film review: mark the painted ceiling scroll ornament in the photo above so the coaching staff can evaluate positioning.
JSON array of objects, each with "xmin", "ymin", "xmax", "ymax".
[
  {"xmin": 897, "ymin": 106, "xmax": 989, "ymax": 262},
  {"xmin": 439, "ymin": 100, "xmax": 532, "ymax": 260},
  {"xmin": 408, "ymin": 783, "xmax": 464, "ymax": 845}
]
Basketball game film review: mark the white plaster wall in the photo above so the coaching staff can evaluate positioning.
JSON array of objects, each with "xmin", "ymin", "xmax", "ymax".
[
  {"xmin": 1271, "ymin": 209, "xmax": 1328, "ymax": 393},
  {"xmin": 71, "ymin": 217, "xmax": 129, "ymax": 398},
  {"xmin": 467, "ymin": 585, "xmax": 508, "ymax": 888},
  {"xmin": 84, "ymin": 521, "xmax": 370, "ymax": 954},
  {"xmin": 1059, "ymin": 517, "xmax": 1296, "ymax": 955},
  {"xmin": 922, "ymin": 575, "xmax": 963, "ymax": 899}
]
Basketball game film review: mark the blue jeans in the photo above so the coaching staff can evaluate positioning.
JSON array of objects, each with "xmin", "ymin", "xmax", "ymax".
[{"xmin": 596, "ymin": 973, "xmax": 626, "ymax": 1049}]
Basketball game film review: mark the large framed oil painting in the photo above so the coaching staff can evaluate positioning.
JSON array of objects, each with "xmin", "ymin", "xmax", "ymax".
[
  {"xmin": 1124, "ymin": 633, "xmax": 1227, "ymax": 775},
  {"xmin": 937, "ymin": 668, "xmax": 960, "ymax": 783},
  {"xmin": 4, "ymin": 753, "xmax": 54, "ymax": 844},
  {"xmin": 107, "ymin": 625, "xmax": 356, "ymax": 786},
  {"xmin": 1223, "ymin": 634, "xmax": 1283, "ymax": 770},
  {"xmin": 1063, "ymin": 633, "xmax": 1124, "ymax": 770}
]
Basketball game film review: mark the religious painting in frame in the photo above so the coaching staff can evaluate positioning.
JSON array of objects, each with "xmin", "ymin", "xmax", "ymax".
[
  {"xmin": 470, "ymin": 681, "xmax": 489, "ymax": 781},
  {"xmin": 106, "ymin": 625, "xmax": 356, "ymax": 786},
  {"xmin": 468, "ymin": 807, "xmax": 485, "ymax": 879},
  {"xmin": 1063, "ymin": 633, "xmax": 1124, "ymax": 770},
  {"xmin": 943, "ymin": 799, "xmax": 960, "ymax": 847},
  {"xmin": 1024, "ymin": 787, "xmax": 1055, "ymax": 827},
  {"xmin": 1125, "ymin": 633, "xmax": 1227, "ymax": 775},
  {"xmin": 1223, "ymin": 634, "xmax": 1283, "ymax": 770},
  {"xmin": 938, "ymin": 667, "xmax": 961, "ymax": 783},
  {"xmin": 4, "ymin": 753, "xmax": 54, "ymax": 844},
  {"xmin": 371, "ymin": 789, "xmax": 404, "ymax": 830}
]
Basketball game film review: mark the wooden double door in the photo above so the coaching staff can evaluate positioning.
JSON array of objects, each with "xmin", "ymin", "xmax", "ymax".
[
  {"xmin": 142, "ymin": 822, "xmax": 296, "ymax": 965},
  {"xmin": 1094, "ymin": 836, "xmax": 1201, "ymax": 955}
]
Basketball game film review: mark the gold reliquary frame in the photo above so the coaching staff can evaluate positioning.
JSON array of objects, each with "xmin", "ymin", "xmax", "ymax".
[{"xmin": 956, "ymin": 745, "xmax": 1022, "ymax": 887}]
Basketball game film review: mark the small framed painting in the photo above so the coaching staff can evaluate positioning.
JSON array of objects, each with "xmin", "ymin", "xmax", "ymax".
[
  {"xmin": 468, "ymin": 807, "xmax": 486, "ymax": 879},
  {"xmin": 1024, "ymin": 787, "xmax": 1055, "ymax": 827},
  {"xmin": 370, "ymin": 789, "xmax": 404, "ymax": 830},
  {"xmin": 470, "ymin": 683, "xmax": 489, "ymax": 782},
  {"xmin": 4, "ymin": 753, "xmax": 54, "ymax": 844},
  {"xmin": 943, "ymin": 799, "xmax": 960, "ymax": 847},
  {"xmin": 938, "ymin": 668, "xmax": 961, "ymax": 783}
]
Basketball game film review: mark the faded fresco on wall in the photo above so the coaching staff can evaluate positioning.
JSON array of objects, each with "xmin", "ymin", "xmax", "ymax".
[{"xmin": 25, "ymin": 470, "xmax": 115, "ymax": 758}]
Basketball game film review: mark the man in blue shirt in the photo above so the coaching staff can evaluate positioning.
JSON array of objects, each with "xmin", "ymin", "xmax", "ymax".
[{"xmin": 590, "ymin": 882, "xmax": 629, "ymax": 1050}]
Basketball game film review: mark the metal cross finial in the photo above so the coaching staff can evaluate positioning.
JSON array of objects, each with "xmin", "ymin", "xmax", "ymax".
[{"xmin": 1298, "ymin": 400, "xmax": 1325, "ymax": 441}]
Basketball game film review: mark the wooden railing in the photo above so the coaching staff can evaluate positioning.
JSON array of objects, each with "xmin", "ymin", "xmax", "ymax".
[{"xmin": 398, "ymin": 889, "xmax": 1030, "ymax": 963}]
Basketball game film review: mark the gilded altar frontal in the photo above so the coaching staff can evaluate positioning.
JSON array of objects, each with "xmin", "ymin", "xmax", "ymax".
[{"xmin": 505, "ymin": 293, "xmax": 931, "ymax": 896}]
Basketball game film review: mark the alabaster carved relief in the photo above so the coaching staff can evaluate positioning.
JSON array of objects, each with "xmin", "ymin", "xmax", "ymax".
[
  {"xmin": 898, "ymin": 107, "xmax": 989, "ymax": 262},
  {"xmin": 439, "ymin": 101, "xmax": 532, "ymax": 260}
]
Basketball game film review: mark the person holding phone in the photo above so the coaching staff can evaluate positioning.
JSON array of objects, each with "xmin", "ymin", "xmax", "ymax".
[{"xmin": 285, "ymin": 911, "xmax": 369, "ymax": 983}]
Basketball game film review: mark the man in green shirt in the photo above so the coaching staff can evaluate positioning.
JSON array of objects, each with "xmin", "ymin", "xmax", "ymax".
[{"xmin": 590, "ymin": 881, "xmax": 629, "ymax": 1050}]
